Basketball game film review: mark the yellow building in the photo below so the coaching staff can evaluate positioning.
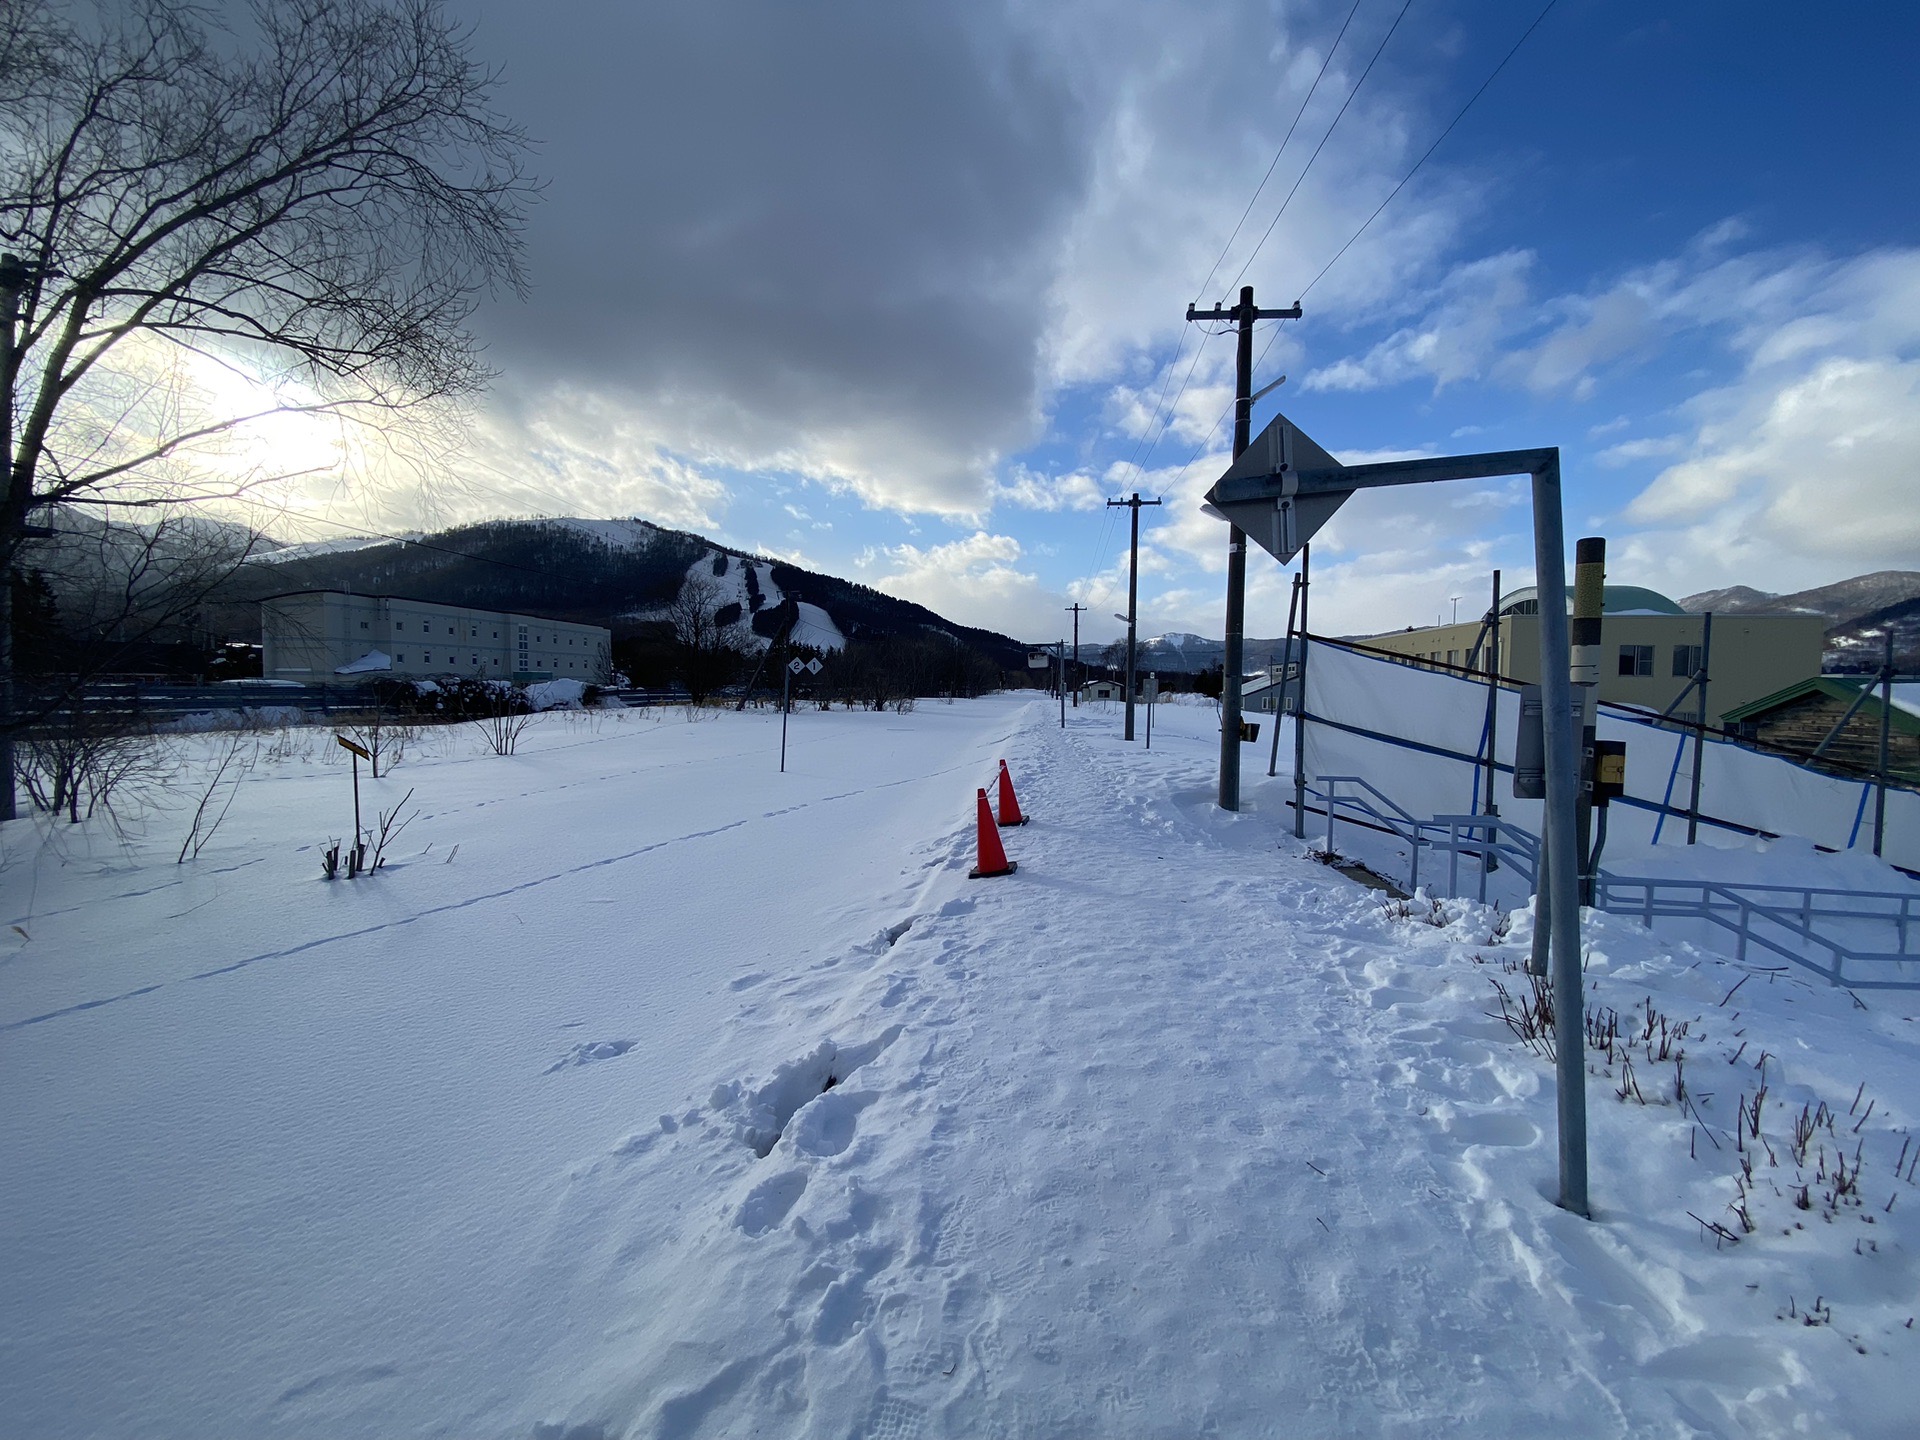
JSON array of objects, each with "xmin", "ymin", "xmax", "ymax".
[{"xmin": 1361, "ymin": 585, "xmax": 1824, "ymax": 723}]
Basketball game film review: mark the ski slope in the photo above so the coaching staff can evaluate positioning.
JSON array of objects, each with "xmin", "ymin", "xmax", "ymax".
[{"xmin": 2, "ymin": 697, "xmax": 1915, "ymax": 1437}]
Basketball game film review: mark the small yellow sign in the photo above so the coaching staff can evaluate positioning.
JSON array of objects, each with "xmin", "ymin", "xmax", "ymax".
[{"xmin": 335, "ymin": 734, "xmax": 371, "ymax": 761}]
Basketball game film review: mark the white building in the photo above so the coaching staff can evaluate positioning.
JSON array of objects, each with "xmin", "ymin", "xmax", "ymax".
[{"xmin": 261, "ymin": 591, "xmax": 612, "ymax": 685}]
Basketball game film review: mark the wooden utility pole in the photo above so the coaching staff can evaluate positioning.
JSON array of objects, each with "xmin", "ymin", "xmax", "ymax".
[
  {"xmin": 1107, "ymin": 492, "xmax": 1162, "ymax": 741},
  {"xmin": 1187, "ymin": 285, "xmax": 1302, "ymax": 809},
  {"xmin": 1065, "ymin": 603, "xmax": 1085, "ymax": 706}
]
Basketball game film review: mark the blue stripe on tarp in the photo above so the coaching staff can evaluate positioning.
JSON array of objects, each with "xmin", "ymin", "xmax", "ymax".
[
  {"xmin": 1650, "ymin": 733, "xmax": 1688, "ymax": 846},
  {"xmin": 1847, "ymin": 783, "xmax": 1872, "ymax": 848},
  {"xmin": 1300, "ymin": 710, "xmax": 1770, "ymax": 840}
]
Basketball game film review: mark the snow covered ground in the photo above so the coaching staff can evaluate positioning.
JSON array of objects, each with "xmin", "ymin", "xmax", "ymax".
[{"xmin": 3, "ymin": 696, "xmax": 1916, "ymax": 1438}]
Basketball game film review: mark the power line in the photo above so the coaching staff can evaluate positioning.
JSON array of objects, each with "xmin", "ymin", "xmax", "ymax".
[
  {"xmin": 1299, "ymin": 0, "xmax": 1562, "ymax": 301},
  {"xmin": 1166, "ymin": 0, "xmax": 1562, "ymax": 483},
  {"xmin": 1225, "ymin": 0, "xmax": 1418, "ymax": 297},
  {"xmin": 1115, "ymin": 0, "xmax": 1367, "ymax": 493},
  {"xmin": 1189, "ymin": 0, "xmax": 1366, "ymax": 306}
]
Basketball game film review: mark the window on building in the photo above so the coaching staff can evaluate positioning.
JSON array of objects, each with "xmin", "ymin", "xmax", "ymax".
[
  {"xmin": 1446, "ymin": 650, "xmax": 1458, "ymax": 666},
  {"xmin": 1619, "ymin": 644, "xmax": 1654, "ymax": 677},
  {"xmin": 394, "ymin": 622, "xmax": 403, "ymax": 631},
  {"xmin": 448, "ymin": 626, "xmax": 455, "ymax": 635},
  {"xmin": 424, "ymin": 653, "xmax": 432, "ymax": 664},
  {"xmin": 359, "ymin": 620, "xmax": 369, "ymax": 630},
  {"xmin": 396, "ymin": 653, "xmax": 405, "ymax": 663},
  {"xmin": 1672, "ymin": 644, "xmax": 1703, "ymax": 678}
]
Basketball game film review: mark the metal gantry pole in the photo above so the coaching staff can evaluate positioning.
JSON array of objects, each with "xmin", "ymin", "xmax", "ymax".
[
  {"xmin": 1269, "ymin": 571, "xmax": 1301, "ymax": 777},
  {"xmin": 1292, "ymin": 544, "xmax": 1311, "ymax": 838},
  {"xmin": 1530, "ymin": 455, "xmax": 1589, "ymax": 1218},
  {"xmin": 1483, "ymin": 568, "xmax": 1502, "ymax": 869},
  {"xmin": 1874, "ymin": 629, "xmax": 1894, "ymax": 857},
  {"xmin": 1687, "ymin": 611, "xmax": 1713, "ymax": 845},
  {"xmin": 1202, "ymin": 430, "xmax": 1588, "ymax": 1217}
]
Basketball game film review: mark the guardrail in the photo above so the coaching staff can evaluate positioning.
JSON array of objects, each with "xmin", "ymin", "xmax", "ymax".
[
  {"xmin": 1386, "ymin": 808, "xmax": 1920, "ymax": 991},
  {"xmin": 1316, "ymin": 775, "xmax": 1435, "ymax": 895}
]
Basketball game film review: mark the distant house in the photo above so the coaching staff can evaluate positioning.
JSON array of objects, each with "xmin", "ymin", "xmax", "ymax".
[
  {"xmin": 261, "ymin": 591, "xmax": 612, "ymax": 685},
  {"xmin": 1080, "ymin": 678, "xmax": 1122, "ymax": 702},
  {"xmin": 1242, "ymin": 664, "xmax": 1299, "ymax": 715},
  {"xmin": 1721, "ymin": 678, "xmax": 1920, "ymax": 780}
]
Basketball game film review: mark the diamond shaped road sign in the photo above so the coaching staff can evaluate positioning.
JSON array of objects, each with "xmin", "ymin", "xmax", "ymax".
[{"xmin": 1203, "ymin": 409, "xmax": 1351, "ymax": 565}]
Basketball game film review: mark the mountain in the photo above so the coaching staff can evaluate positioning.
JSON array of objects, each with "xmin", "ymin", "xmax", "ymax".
[
  {"xmin": 1679, "ymin": 570, "xmax": 1920, "ymax": 674},
  {"xmin": 1679, "ymin": 571, "xmax": 1920, "ymax": 627},
  {"xmin": 221, "ymin": 515, "xmax": 1031, "ymax": 669},
  {"xmin": 1674, "ymin": 584, "xmax": 1777, "ymax": 614},
  {"xmin": 1085, "ymin": 632, "xmax": 1299, "ymax": 676}
]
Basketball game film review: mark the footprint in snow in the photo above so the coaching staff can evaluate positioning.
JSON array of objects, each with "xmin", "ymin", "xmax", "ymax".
[{"xmin": 544, "ymin": 1039, "xmax": 637, "ymax": 1074}]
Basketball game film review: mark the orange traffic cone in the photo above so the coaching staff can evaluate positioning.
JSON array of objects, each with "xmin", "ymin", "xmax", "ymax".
[
  {"xmin": 996, "ymin": 759, "xmax": 1028, "ymax": 826},
  {"xmin": 969, "ymin": 787, "xmax": 1017, "ymax": 879}
]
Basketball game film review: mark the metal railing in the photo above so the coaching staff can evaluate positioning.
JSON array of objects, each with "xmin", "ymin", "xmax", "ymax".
[
  {"xmin": 1394, "ymin": 810, "xmax": 1920, "ymax": 990},
  {"xmin": 1314, "ymin": 776, "xmax": 1435, "ymax": 895}
]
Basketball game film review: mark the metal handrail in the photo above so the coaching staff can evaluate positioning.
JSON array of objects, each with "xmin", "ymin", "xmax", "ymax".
[
  {"xmin": 1314, "ymin": 776, "xmax": 1434, "ymax": 893},
  {"xmin": 1403, "ymin": 812, "xmax": 1918, "ymax": 989}
]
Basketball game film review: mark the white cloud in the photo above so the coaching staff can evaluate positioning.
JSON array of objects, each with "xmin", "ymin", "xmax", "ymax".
[
  {"xmin": 1625, "ymin": 355, "xmax": 1920, "ymax": 574},
  {"xmin": 1301, "ymin": 250, "xmax": 1534, "ymax": 393},
  {"xmin": 992, "ymin": 464, "xmax": 1107, "ymax": 513},
  {"xmin": 867, "ymin": 531, "xmax": 1067, "ymax": 640}
]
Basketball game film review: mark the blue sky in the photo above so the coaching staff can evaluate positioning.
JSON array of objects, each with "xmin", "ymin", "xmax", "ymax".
[{"xmin": 267, "ymin": 1, "xmax": 1920, "ymax": 644}]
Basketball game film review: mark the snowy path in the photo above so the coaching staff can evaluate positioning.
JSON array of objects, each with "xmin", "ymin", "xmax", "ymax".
[{"xmin": 2, "ymin": 697, "xmax": 1914, "ymax": 1437}]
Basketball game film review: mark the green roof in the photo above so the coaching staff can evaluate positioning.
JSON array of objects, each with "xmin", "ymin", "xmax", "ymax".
[
  {"xmin": 1722, "ymin": 676, "xmax": 1920, "ymax": 734},
  {"xmin": 1498, "ymin": 584, "xmax": 1686, "ymax": 616}
]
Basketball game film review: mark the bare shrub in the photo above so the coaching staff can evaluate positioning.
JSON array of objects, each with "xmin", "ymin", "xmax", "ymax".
[
  {"xmin": 177, "ymin": 732, "xmax": 257, "ymax": 862},
  {"xmin": 20, "ymin": 702, "xmax": 164, "ymax": 824}
]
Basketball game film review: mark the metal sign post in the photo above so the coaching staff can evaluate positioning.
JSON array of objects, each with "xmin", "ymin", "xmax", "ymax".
[
  {"xmin": 780, "ymin": 658, "xmax": 821, "ymax": 772},
  {"xmin": 336, "ymin": 732, "xmax": 369, "ymax": 842},
  {"xmin": 1203, "ymin": 411, "xmax": 1589, "ymax": 1218}
]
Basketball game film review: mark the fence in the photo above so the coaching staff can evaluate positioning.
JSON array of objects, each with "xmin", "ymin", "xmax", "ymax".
[
  {"xmin": 1309, "ymin": 783, "xmax": 1920, "ymax": 990},
  {"xmin": 1295, "ymin": 635, "xmax": 1920, "ymax": 874}
]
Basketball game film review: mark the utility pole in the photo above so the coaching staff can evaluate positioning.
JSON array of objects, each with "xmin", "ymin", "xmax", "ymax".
[
  {"xmin": 1187, "ymin": 285, "xmax": 1302, "ymax": 809},
  {"xmin": 1107, "ymin": 491, "xmax": 1162, "ymax": 741},
  {"xmin": 1065, "ymin": 603, "xmax": 1085, "ymax": 706}
]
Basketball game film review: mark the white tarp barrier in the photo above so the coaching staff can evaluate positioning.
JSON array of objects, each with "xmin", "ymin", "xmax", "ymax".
[{"xmin": 1298, "ymin": 638, "xmax": 1919, "ymax": 873}]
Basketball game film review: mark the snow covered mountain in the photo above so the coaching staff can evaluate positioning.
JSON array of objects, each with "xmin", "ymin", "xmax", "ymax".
[{"xmin": 226, "ymin": 515, "xmax": 1027, "ymax": 667}]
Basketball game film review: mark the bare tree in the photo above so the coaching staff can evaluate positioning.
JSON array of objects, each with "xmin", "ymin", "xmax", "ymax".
[
  {"xmin": 0, "ymin": 0, "xmax": 532, "ymax": 817},
  {"xmin": 663, "ymin": 572, "xmax": 749, "ymax": 704}
]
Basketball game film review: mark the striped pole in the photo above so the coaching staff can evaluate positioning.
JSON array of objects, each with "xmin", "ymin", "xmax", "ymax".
[{"xmin": 1572, "ymin": 538, "xmax": 1605, "ymax": 904}]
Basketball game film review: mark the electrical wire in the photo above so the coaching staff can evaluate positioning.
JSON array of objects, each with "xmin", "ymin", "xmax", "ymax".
[
  {"xmin": 1189, "ymin": 0, "xmax": 1366, "ymax": 307},
  {"xmin": 1224, "ymin": 0, "xmax": 1418, "ymax": 298},
  {"xmin": 1111, "ymin": 0, "xmax": 1366, "ymax": 501},
  {"xmin": 1299, "ymin": 0, "xmax": 1561, "ymax": 301}
]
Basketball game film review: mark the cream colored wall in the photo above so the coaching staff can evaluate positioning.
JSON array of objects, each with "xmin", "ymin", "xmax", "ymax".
[
  {"xmin": 1356, "ymin": 614, "xmax": 1824, "ymax": 721},
  {"xmin": 264, "ymin": 593, "xmax": 611, "ymax": 683}
]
